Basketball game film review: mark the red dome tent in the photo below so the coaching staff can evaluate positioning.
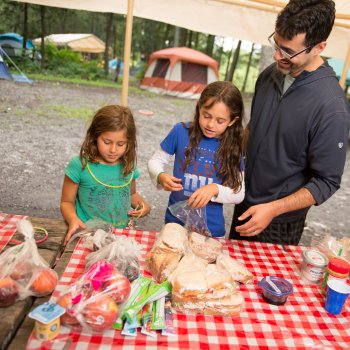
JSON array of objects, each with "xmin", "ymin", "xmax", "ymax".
[{"xmin": 140, "ymin": 47, "xmax": 219, "ymax": 99}]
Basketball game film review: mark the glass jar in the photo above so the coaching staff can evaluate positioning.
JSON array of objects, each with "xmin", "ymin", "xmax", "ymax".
[{"xmin": 321, "ymin": 257, "xmax": 350, "ymax": 295}]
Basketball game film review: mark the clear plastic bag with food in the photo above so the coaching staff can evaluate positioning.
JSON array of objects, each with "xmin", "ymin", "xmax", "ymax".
[
  {"xmin": 0, "ymin": 220, "xmax": 58, "ymax": 307},
  {"xmin": 311, "ymin": 234, "xmax": 350, "ymax": 263},
  {"xmin": 85, "ymin": 235, "xmax": 141, "ymax": 281},
  {"xmin": 56, "ymin": 260, "xmax": 131, "ymax": 332},
  {"xmin": 169, "ymin": 200, "xmax": 211, "ymax": 237},
  {"xmin": 68, "ymin": 218, "xmax": 114, "ymax": 249}
]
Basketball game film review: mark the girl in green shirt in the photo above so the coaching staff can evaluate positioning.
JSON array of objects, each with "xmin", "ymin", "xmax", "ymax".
[{"xmin": 61, "ymin": 105, "xmax": 151, "ymax": 243}]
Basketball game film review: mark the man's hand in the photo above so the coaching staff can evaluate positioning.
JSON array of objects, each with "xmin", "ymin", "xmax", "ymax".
[
  {"xmin": 235, "ymin": 202, "xmax": 277, "ymax": 236},
  {"xmin": 158, "ymin": 173, "xmax": 183, "ymax": 191},
  {"xmin": 187, "ymin": 184, "xmax": 218, "ymax": 209}
]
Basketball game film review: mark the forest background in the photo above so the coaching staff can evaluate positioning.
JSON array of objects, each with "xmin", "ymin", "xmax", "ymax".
[{"xmin": 0, "ymin": 0, "xmax": 274, "ymax": 93}]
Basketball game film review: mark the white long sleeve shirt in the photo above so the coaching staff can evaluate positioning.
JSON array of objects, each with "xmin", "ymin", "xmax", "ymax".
[{"xmin": 148, "ymin": 147, "xmax": 245, "ymax": 204}]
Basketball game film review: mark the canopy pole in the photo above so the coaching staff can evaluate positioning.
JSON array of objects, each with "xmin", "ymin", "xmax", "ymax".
[
  {"xmin": 121, "ymin": 0, "xmax": 134, "ymax": 106},
  {"xmin": 339, "ymin": 44, "xmax": 350, "ymax": 90}
]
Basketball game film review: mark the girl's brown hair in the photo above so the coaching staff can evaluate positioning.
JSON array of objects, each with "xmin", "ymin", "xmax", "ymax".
[
  {"xmin": 80, "ymin": 105, "xmax": 137, "ymax": 176},
  {"xmin": 184, "ymin": 81, "xmax": 244, "ymax": 191}
]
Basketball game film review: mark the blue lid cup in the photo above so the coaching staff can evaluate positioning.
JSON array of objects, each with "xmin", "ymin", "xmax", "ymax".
[
  {"xmin": 325, "ymin": 279, "xmax": 350, "ymax": 315},
  {"xmin": 258, "ymin": 276, "xmax": 293, "ymax": 306}
]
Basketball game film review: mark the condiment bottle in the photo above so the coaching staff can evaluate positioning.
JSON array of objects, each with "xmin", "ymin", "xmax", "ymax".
[{"xmin": 321, "ymin": 257, "xmax": 350, "ymax": 295}]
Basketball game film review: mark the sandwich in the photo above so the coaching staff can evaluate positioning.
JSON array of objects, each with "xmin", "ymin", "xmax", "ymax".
[
  {"xmin": 216, "ymin": 253, "xmax": 254, "ymax": 284},
  {"xmin": 188, "ymin": 231, "xmax": 223, "ymax": 262}
]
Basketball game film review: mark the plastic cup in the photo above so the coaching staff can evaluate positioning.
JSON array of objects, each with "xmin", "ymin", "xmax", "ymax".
[{"xmin": 325, "ymin": 280, "xmax": 350, "ymax": 315}]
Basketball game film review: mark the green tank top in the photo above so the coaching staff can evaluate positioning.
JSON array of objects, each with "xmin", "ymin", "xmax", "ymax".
[{"xmin": 65, "ymin": 156, "xmax": 140, "ymax": 228}]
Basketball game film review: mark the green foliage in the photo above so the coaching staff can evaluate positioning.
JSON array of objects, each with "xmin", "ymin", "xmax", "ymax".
[
  {"xmin": 38, "ymin": 44, "xmax": 104, "ymax": 80},
  {"xmin": 0, "ymin": 0, "xmax": 262, "ymax": 92}
]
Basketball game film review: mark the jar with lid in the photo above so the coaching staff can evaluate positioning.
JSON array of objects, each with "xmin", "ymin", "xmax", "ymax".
[
  {"xmin": 321, "ymin": 257, "xmax": 350, "ymax": 295},
  {"xmin": 300, "ymin": 249, "xmax": 328, "ymax": 284}
]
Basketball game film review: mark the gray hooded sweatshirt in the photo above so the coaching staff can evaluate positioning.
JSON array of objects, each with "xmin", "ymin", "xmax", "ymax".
[{"xmin": 243, "ymin": 61, "xmax": 350, "ymax": 222}]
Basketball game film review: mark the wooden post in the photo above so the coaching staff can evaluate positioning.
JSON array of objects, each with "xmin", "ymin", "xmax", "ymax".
[
  {"xmin": 339, "ymin": 44, "xmax": 350, "ymax": 90},
  {"xmin": 121, "ymin": 0, "xmax": 134, "ymax": 106}
]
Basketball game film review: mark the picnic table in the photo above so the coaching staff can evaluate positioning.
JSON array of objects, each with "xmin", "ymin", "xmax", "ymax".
[
  {"xmin": 1, "ymin": 213, "xmax": 349, "ymax": 349},
  {"xmin": 0, "ymin": 213, "xmax": 68, "ymax": 350}
]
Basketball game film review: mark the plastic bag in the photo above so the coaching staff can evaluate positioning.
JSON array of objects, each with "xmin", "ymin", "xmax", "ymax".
[
  {"xmin": 0, "ymin": 220, "xmax": 58, "ymax": 307},
  {"xmin": 68, "ymin": 218, "xmax": 114, "ymax": 248},
  {"xmin": 169, "ymin": 200, "xmax": 211, "ymax": 237},
  {"xmin": 56, "ymin": 260, "xmax": 131, "ymax": 332},
  {"xmin": 311, "ymin": 234, "xmax": 350, "ymax": 263},
  {"xmin": 86, "ymin": 235, "xmax": 141, "ymax": 281},
  {"xmin": 91, "ymin": 229, "xmax": 118, "ymax": 251}
]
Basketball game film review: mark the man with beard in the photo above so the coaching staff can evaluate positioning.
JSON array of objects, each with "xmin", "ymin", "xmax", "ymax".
[{"xmin": 229, "ymin": 0, "xmax": 350, "ymax": 245}]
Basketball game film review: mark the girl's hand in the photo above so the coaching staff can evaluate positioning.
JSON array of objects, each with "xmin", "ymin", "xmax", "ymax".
[
  {"xmin": 64, "ymin": 218, "xmax": 86, "ymax": 245},
  {"xmin": 158, "ymin": 173, "xmax": 183, "ymax": 192},
  {"xmin": 187, "ymin": 184, "xmax": 219, "ymax": 209},
  {"xmin": 128, "ymin": 201, "xmax": 151, "ymax": 218}
]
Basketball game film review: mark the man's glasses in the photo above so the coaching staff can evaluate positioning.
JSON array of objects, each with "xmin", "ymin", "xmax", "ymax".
[{"xmin": 268, "ymin": 32, "xmax": 314, "ymax": 60}]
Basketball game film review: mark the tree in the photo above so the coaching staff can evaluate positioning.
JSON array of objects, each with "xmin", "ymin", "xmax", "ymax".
[
  {"xmin": 242, "ymin": 43, "xmax": 255, "ymax": 92},
  {"xmin": 226, "ymin": 40, "xmax": 241, "ymax": 82},
  {"xmin": 104, "ymin": 13, "xmax": 114, "ymax": 77},
  {"xmin": 22, "ymin": 3, "xmax": 28, "ymax": 57},
  {"xmin": 259, "ymin": 45, "xmax": 274, "ymax": 73},
  {"xmin": 205, "ymin": 34, "xmax": 215, "ymax": 56},
  {"xmin": 40, "ymin": 5, "xmax": 45, "ymax": 70}
]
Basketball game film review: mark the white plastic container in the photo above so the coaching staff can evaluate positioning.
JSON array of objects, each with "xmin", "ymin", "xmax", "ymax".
[{"xmin": 301, "ymin": 249, "xmax": 328, "ymax": 284}]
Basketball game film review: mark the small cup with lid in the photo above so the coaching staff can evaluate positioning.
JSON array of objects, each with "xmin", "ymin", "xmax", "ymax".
[{"xmin": 258, "ymin": 276, "xmax": 293, "ymax": 305}]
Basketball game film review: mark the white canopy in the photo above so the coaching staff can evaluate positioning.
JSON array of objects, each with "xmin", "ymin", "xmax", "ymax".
[{"xmin": 12, "ymin": 0, "xmax": 350, "ymax": 103}]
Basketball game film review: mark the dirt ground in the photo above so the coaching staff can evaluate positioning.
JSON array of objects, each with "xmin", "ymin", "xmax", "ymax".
[{"xmin": 0, "ymin": 79, "xmax": 349, "ymax": 246}]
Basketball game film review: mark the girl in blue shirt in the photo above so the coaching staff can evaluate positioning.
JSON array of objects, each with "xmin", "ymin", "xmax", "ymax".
[
  {"xmin": 148, "ymin": 81, "xmax": 245, "ymax": 237},
  {"xmin": 61, "ymin": 105, "xmax": 151, "ymax": 243}
]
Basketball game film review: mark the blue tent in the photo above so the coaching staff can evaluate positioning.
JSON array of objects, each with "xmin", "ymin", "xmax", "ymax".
[
  {"xmin": 327, "ymin": 58, "xmax": 350, "ymax": 88},
  {"xmin": 109, "ymin": 58, "xmax": 124, "ymax": 74},
  {"xmin": 0, "ymin": 48, "xmax": 13, "ymax": 80},
  {"xmin": 0, "ymin": 32, "xmax": 34, "ymax": 57},
  {"xmin": 0, "ymin": 46, "xmax": 32, "ymax": 83}
]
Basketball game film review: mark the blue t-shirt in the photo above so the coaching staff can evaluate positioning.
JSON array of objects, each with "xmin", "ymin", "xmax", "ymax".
[
  {"xmin": 65, "ymin": 156, "xmax": 140, "ymax": 228},
  {"xmin": 160, "ymin": 123, "xmax": 225, "ymax": 237}
]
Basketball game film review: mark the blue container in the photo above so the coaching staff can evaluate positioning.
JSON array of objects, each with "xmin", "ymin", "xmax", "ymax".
[
  {"xmin": 325, "ymin": 280, "xmax": 350, "ymax": 315},
  {"xmin": 258, "ymin": 276, "xmax": 293, "ymax": 305}
]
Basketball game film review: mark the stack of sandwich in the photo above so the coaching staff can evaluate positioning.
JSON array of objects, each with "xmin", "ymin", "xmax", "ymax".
[{"xmin": 146, "ymin": 223, "xmax": 253, "ymax": 316}]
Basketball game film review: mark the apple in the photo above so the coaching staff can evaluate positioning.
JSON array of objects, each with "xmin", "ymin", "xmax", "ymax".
[
  {"xmin": 82, "ymin": 295, "xmax": 119, "ymax": 331},
  {"xmin": 0, "ymin": 277, "xmax": 19, "ymax": 307},
  {"xmin": 30, "ymin": 268, "xmax": 58, "ymax": 297},
  {"xmin": 56, "ymin": 292, "xmax": 79, "ymax": 325},
  {"xmin": 102, "ymin": 272, "xmax": 131, "ymax": 303},
  {"xmin": 10, "ymin": 261, "xmax": 33, "ymax": 284}
]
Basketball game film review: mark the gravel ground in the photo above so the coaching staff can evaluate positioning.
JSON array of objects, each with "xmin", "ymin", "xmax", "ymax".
[{"xmin": 0, "ymin": 79, "xmax": 349, "ymax": 246}]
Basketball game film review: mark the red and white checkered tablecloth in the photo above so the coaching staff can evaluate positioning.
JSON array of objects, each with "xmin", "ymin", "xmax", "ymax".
[
  {"xmin": 0, "ymin": 212, "xmax": 27, "ymax": 252},
  {"xmin": 26, "ymin": 228, "xmax": 350, "ymax": 350}
]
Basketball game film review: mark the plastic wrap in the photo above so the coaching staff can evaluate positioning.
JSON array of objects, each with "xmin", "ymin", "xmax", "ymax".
[
  {"xmin": 187, "ymin": 231, "xmax": 223, "ymax": 262},
  {"xmin": 311, "ymin": 234, "xmax": 350, "ymax": 263},
  {"xmin": 86, "ymin": 235, "xmax": 141, "ymax": 281},
  {"xmin": 0, "ymin": 220, "xmax": 58, "ymax": 307},
  {"xmin": 68, "ymin": 218, "xmax": 113, "ymax": 248},
  {"xmin": 56, "ymin": 260, "xmax": 131, "ymax": 332},
  {"xmin": 169, "ymin": 201, "xmax": 211, "ymax": 237}
]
